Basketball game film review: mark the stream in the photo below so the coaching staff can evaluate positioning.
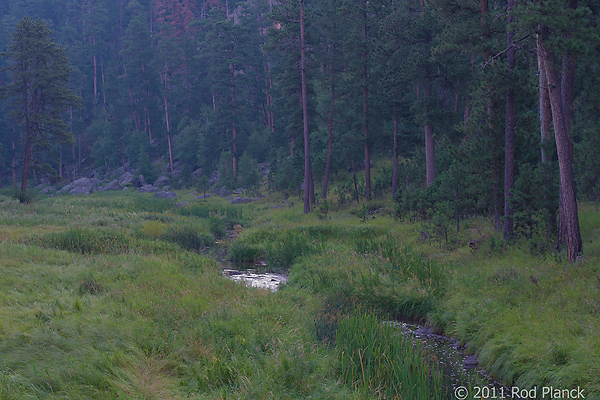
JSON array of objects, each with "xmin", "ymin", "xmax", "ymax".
[
  {"xmin": 222, "ymin": 261, "xmax": 287, "ymax": 291},
  {"xmin": 222, "ymin": 264, "xmax": 512, "ymax": 398}
]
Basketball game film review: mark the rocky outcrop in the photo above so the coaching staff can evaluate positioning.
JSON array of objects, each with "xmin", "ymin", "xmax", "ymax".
[
  {"xmin": 153, "ymin": 175, "xmax": 170, "ymax": 188},
  {"xmin": 155, "ymin": 191, "xmax": 176, "ymax": 199},
  {"xmin": 139, "ymin": 184, "xmax": 160, "ymax": 194},
  {"xmin": 57, "ymin": 177, "xmax": 100, "ymax": 195},
  {"xmin": 231, "ymin": 197, "xmax": 255, "ymax": 205}
]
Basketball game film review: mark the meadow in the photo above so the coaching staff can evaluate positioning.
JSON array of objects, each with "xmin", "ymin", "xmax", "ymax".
[{"xmin": 0, "ymin": 189, "xmax": 598, "ymax": 399}]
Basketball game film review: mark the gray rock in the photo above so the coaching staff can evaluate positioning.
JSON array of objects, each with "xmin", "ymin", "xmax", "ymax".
[
  {"xmin": 139, "ymin": 184, "xmax": 160, "ymax": 194},
  {"xmin": 102, "ymin": 179, "xmax": 120, "ymax": 191},
  {"xmin": 72, "ymin": 177, "xmax": 100, "ymax": 188},
  {"xmin": 463, "ymin": 355, "xmax": 478, "ymax": 369},
  {"xmin": 209, "ymin": 170, "xmax": 219, "ymax": 186},
  {"xmin": 138, "ymin": 175, "xmax": 147, "ymax": 186},
  {"xmin": 414, "ymin": 326, "xmax": 436, "ymax": 336},
  {"xmin": 40, "ymin": 186, "xmax": 56, "ymax": 194},
  {"xmin": 231, "ymin": 197, "xmax": 254, "ymax": 205},
  {"xmin": 176, "ymin": 202, "xmax": 189, "ymax": 207},
  {"xmin": 154, "ymin": 175, "xmax": 170, "ymax": 188},
  {"xmin": 56, "ymin": 184, "xmax": 74, "ymax": 195},
  {"xmin": 118, "ymin": 172, "xmax": 136, "ymax": 187},
  {"xmin": 218, "ymin": 186, "xmax": 230, "ymax": 197},
  {"xmin": 155, "ymin": 191, "xmax": 176, "ymax": 199},
  {"xmin": 194, "ymin": 194, "xmax": 211, "ymax": 199},
  {"xmin": 69, "ymin": 186, "xmax": 92, "ymax": 195}
]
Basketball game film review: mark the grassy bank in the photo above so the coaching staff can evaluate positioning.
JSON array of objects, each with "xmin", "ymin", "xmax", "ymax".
[
  {"xmin": 1, "ymin": 190, "xmax": 598, "ymax": 398},
  {"xmin": 228, "ymin": 197, "xmax": 600, "ymax": 398},
  {"xmin": 0, "ymin": 191, "xmax": 445, "ymax": 399}
]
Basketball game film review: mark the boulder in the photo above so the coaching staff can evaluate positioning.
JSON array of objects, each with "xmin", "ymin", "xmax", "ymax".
[
  {"xmin": 118, "ymin": 172, "xmax": 136, "ymax": 187},
  {"xmin": 218, "ymin": 186, "xmax": 230, "ymax": 197},
  {"xmin": 192, "ymin": 168, "xmax": 203, "ymax": 178},
  {"xmin": 102, "ymin": 179, "xmax": 120, "ymax": 191},
  {"xmin": 40, "ymin": 186, "xmax": 56, "ymax": 194},
  {"xmin": 69, "ymin": 186, "xmax": 92, "ymax": 195},
  {"xmin": 139, "ymin": 184, "xmax": 159, "ymax": 194},
  {"xmin": 56, "ymin": 185, "xmax": 72, "ymax": 195},
  {"xmin": 138, "ymin": 175, "xmax": 147, "ymax": 186},
  {"xmin": 209, "ymin": 170, "xmax": 219, "ymax": 186},
  {"xmin": 176, "ymin": 202, "xmax": 190, "ymax": 207},
  {"xmin": 72, "ymin": 177, "xmax": 100, "ymax": 188},
  {"xmin": 153, "ymin": 175, "xmax": 170, "ymax": 188},
  {"xmin": 231, "ymin": 197, "xmax": 254, "ymax": 205},
  {"xmin": 155, "ymin": 191, "xmax": 176, "ymax": 199},
  {"xmin": 463, "ymin": 355, "xmax": 478, "ymax": 369}
]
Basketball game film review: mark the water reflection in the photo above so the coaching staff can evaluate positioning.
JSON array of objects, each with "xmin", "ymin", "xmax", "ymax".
[
  {"xmin": 390, "ymin": 321, "xmax": 513, "ymax": 398},
  {"xmin": 222, "ymin": 262, "xmax": 287, "ymax": 291}
]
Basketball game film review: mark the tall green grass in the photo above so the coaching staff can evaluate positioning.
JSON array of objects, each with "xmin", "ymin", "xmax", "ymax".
[{"xmin": 337, "ymin": 310, "xmax": 445, "ymax": 399}]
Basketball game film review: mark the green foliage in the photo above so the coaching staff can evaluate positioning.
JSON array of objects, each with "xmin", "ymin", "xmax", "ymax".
[
  {"xmin": 337, "ymin": 310, "xmax": 445, "ymax": 399},
  {"xmin": 34, "ymin": 227, "xmax": 131, "ymax": 255},
  {"xmin": 135, "ymin": 143, "xmax": 158, "ymax": 184},
  {"xmin": 510, "ymin": 163, "xmax": 558, "ymax": 243},
  {"xmin": 178, "ymin": 202, "xmax": 244, "ymax": 228},
  {"xmin": 1, "ymin": 17, "xmax": 81, "ymax": 196},
  {"xmin": 162, "ymin": 224, "xmax": 214, "ymax": 252},
  {"xmin": 237, "ymin": 152, "xmax": 261, "ymax": 189},
  {"xmin": 217, "ymin": 151, "xmax": 235, "ymax": 188}
]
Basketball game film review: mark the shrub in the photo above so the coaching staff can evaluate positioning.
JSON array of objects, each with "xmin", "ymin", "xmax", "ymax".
[{"xmin": 163, "ymin": 225, "xmax": 214, "ymax": 252}]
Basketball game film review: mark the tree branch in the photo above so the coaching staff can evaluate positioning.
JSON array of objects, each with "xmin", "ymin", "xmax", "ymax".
[{"xmin": 480, "ymin": 34, "xmax": 531, "ymax": 69}]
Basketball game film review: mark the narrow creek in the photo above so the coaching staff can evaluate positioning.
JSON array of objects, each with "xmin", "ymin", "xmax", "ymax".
[
  {"xmin": 222, "ymin": 263, "xmax": 512, "ymax": 398},
  {"xmin": 221, "ymin": 260, "xmax": 287, "ymax": 291}
]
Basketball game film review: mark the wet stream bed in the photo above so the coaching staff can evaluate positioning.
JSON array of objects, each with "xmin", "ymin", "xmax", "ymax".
[
  {"xmin": 222, "ymin": 261, "xmax": 287, "ymax": 291},
  {"xmin": 222, "ymin": 262, "xmax": 511, "ymax": 397}
]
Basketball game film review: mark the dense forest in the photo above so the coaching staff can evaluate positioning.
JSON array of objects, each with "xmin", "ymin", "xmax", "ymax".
[{"xmin": 1, "ymin": 0, "xmax": 599, "ymax": 260}]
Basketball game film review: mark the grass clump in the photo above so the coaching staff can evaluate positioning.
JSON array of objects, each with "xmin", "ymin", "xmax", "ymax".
[
  {"xmin": 337, "ymin": 310, "xmax": 445, "ymax": 399},
  {"xmin": 33, "ymin": 227, "xmax": 131, "ymax": 255},
  {"xmin": 162, "ymin": 224, "xmax": 214, "ymax": 251}
]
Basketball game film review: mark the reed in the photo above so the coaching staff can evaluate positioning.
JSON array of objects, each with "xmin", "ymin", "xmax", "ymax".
[{"xmin": 336, "ymin": 310, "xmax": 445, "ymax": 399}]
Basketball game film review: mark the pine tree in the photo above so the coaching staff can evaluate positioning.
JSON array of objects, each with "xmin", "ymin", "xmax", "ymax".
[{"xmin": 1, "ymin": 17, "xmax": 81, "ymax": 201}]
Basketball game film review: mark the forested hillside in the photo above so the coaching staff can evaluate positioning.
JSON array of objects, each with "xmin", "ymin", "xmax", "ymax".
[{"xmin": 1, "ymin": 0, "xmax": 599, "ymax": 258}]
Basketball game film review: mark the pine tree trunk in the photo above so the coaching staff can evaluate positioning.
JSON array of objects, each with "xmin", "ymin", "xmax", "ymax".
[
  {"xmin": 300, "ymin": 0, "xmax": 313, "ymax": 213},
  {"xmin": 163, "ymin": 51, "xmax": 174, "ymax": 173},
  {"xmin": 557, "ymin": 0, "xmax": 577, "ymax": 249},
  {"xmin": 363, "ymin": 1, "xmax": 371, "ymax": 199},
  {"xmin": 539, "ymin": 40, "xmax": 582, "ymax": 261},
  {"xmin": 21, "ymin": 134, "xmax": 32, "ymax": 199},
  {"xmin": 231, "ymin": 63, "xmax": 238, "ymax": 178},
  {"xmin": 503, "ymin": 0, "xmax": 517, "ymax": 241},
  {"xmin": 479, "ymin": 0, "xmax": 502, "ymax": 232},
  {"xmin": 537, "ymin": 36, "xmax": 554, "ymax": 237},
  {"xmin": 322, "ymin": 54, "xmax": 335, "ymax": 200},
  {"xmin": 424, "ymin": 79, "xmax": 435, "ymax": 187},
  {"xmin": 392, "ymin": 113, "xmax": 399, "ymax": 196}
]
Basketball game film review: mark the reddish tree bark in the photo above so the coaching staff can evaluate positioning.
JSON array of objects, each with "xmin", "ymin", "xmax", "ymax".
[
  {"xmin": 300, "ymin": 0, "xmax": 313, "ymax": 213},
  {"xmin": 539, "ymin": 40, "xmax": 582, "ymax": 261}
]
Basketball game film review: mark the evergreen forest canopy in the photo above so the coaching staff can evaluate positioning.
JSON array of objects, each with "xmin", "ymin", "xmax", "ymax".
[{"xmin": 1, "ymin": 0, "xmax": 599, "ymax": 260}]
